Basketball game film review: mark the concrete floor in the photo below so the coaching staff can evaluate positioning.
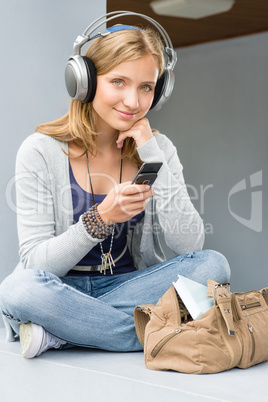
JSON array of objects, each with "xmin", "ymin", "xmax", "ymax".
[{"xmin": 0, "ymin": 328, "xmax": 267, "ymax": 402}]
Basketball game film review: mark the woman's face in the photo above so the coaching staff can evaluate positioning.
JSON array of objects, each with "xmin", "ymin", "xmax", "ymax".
[{"xmin": 92, "ymin": 54, "xmax": 159, "ymax": 134}]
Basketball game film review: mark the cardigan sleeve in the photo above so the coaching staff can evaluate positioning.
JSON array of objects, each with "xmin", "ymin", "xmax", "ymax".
[
  {"xmin": 15, "ymin": 136, "xmax": 101, "ymax": 277},
  {"xmin": 136, "ymin": 134, "xmax": 204, "ymax": 257}
]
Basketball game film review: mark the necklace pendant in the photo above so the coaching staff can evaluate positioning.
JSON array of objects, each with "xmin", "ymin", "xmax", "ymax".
[
  {"xmin": 108, "ymin": 252, "xmax": 115, "ymax": 275},
  {"xmin": 101, "ymin": 252, "xmax": 115, "ymax": 275},
  {"xmin": 109, "ymin": 262, "xmax": 113, "ymax": 275},
  {"xmin": 108, "ymin": 252, "xmax": 115, "ymax": 267},
  {"xmin": 101, "ymin": 254, "xmax": 108, "ymax": 275},
  {"xmin": 104, "ymin": 257, "xmax": 107, "ymax": 275}
]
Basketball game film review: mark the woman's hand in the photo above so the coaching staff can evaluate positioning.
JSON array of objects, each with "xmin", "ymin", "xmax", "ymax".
[
  {"xmin": 97, "ymin": 181, "xmax": 154, "ymax": 225},
  {"xmin": 116, "ymin": 118, "xmax": 153, "ymax": 149}
]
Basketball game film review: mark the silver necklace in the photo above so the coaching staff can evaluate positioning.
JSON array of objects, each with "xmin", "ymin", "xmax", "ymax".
[{"xmin": 85, "ymin": 150, "xmax": 123, "ymax": 275}]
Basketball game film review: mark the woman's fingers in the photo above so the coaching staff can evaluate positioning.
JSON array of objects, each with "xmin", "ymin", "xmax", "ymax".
[
  {"xmin": 120, "ymin": 181, "xmax": 154, "ymax": 196},
  {"xmin": 98, "ymin": 181, "xmax": 154, "ymax": 224},
  {"xmin": 116, "ymin": 118, "xmax": 153, "ymax": 148}
]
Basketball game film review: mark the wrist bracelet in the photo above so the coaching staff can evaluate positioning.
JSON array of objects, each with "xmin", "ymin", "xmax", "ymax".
[
  {"xmin": 81, "ymin": 204, "xmax": 114, "ymax": 239},
  {"xmin": 93, "ymin": 204, "xmax": 108, "ymax": 226}
]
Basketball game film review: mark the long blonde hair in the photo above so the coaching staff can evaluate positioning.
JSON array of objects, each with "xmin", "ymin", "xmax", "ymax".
[{"xmin": 36, "ymin": 27, "xmax": 165, "ymax": 165}]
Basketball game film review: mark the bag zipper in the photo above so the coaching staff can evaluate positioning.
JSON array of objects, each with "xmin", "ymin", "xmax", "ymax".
[
  {"xmin": 247, "ymin": 324, "xmax": 256, "ymax": 362},
  {"xmin": 151, "ymin": 329, "xmax": 181, "ymax": 358},
  {"xmin": 240, "ymin": 302, "xmax": 261, "ymax": 310}
]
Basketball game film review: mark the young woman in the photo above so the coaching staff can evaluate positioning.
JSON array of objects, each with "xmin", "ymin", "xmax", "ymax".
[{"xmin": 0, "ymin": 15, "xmax": 230, "ymax": 358}]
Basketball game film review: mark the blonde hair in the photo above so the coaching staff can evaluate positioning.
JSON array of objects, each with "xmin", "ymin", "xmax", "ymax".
[{"xmin": 36, "ymin": 27, "xmax": 165, "ymax": 165}]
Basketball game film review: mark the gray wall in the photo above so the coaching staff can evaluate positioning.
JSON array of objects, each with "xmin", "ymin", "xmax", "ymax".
[
  {"xmin": 0, "ymin": 1, "xmax": 106, "ymax": 328},
  {"xmin": 0, "ymin": 1, "xmax": 267, "ymax": 332},
  {"xmin": 148, "ymin": 32, "xmax": 268, "ymax": 292}
]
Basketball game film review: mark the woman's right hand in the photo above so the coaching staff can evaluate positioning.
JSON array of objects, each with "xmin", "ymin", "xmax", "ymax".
[{"xmin": 97, "ymin": 181, "xmax": 154, "ymax": 225}]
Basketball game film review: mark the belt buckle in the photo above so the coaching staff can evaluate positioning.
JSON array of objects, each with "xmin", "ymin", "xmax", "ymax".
[{"xmin": 214, "ymin": 282, "xmax": 230, "ymax": 301}]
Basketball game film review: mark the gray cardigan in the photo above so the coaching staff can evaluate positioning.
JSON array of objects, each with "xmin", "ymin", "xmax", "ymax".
[{"xmin": 15, "ymin": 132, "xmax": 204, "ymax": 277}]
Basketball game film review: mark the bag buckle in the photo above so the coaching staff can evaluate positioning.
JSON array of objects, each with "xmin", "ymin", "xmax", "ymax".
[
  {"xmin": 136, "ymin": 306, "xmax": 152, "ymax": 314},
  {"xmin": 214, "ymin": 283, "xmax": 230, "ymax": 300}
]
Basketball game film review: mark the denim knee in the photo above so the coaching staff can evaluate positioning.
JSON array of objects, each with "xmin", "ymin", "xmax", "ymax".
[
  {"xmin": 201, "ymin": 249, "xmax": 231, "ymax": 284},
  {"xmin": 0, "ymin": 270, "xmax": 43, "ymax": 315}
]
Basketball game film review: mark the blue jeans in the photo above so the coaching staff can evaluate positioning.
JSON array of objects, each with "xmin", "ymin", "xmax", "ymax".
[{"xmin": 0, "ymin": 250, "xmax": 230, "ymax": 352}]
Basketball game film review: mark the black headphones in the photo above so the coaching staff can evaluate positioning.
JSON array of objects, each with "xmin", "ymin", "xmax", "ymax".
[{"xmin": 65, "ymin": 11, "xmax": 177, "ymax": 111}]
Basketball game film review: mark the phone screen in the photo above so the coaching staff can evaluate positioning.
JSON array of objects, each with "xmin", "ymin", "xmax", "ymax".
[{"xmin": 131, "ymin": 162, "xmax": 163, "ymax": 186}]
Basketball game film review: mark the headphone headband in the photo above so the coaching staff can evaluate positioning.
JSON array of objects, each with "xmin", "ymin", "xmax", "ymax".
[
  {"xmin": 72, "ymin": 11, "xmax": 177, "ymax": 69},
  {"xmin": 83, "ymin": 11, "xmax": 172, "ymax": 47}
]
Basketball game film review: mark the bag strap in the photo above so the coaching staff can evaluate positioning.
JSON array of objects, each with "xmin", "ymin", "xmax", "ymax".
[
  {"xmin": 216, "ymin": 295, "xmax": 236, "ymax": 336},
  {"xmin": 207, "ymin": 279, "xmax": 219, "ymax": 297},
  {"xmin": 207, "ymin": 280, "xmax": 235, "ymax": 336},
  {"xmin": 134, "ymin": 304, "xmax": 154, "ymax": 347}
]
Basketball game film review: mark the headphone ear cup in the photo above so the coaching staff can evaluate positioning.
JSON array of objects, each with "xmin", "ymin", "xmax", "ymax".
[
  {"xmin": 65, "ymin": 56, "xmax": 97, "ymax": 103},
  {"xmin": 150, "ymin": 72, "xmax": 166, "ymax": 110},
  {"xmin": 82, "ymin": 56, "xmax": 97, "ymax": 103},
  {"xmin": 150, "ymin": 69, "xmax": 175, "ymax": 111}
]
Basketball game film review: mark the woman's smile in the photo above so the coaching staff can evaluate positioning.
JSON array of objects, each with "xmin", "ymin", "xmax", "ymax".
[{"xmin": 114, "ymin": 109, "xmax": 137, "ymax": 120}]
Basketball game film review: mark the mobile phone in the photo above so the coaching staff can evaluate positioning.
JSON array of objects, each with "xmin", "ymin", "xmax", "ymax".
[{"xmin": 131, "ymin": 162, "xmax": 163, "ymax": 186}]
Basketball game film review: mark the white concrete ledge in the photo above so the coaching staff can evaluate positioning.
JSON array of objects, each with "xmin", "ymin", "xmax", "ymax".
[{"xmin": 0, "ymin": 328, "xmax": 267, "ymax": 402}]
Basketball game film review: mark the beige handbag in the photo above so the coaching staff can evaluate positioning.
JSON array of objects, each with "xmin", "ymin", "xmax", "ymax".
[{"xmin": 134, "ymin": 281, "xmax": 268, "ymax": 374}]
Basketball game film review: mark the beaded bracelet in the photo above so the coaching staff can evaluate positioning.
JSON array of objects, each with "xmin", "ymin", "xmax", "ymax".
[
  {"xmin": 93, "ymin": 203, "xmax": 107, "ymax": 226},
  {"xmin": 82, "ymin": 211, "xmax": 111, "ymax": 239},
  {"xmin": 81, "ymin": 204, "xmax": 114, "ymax": 239}
]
